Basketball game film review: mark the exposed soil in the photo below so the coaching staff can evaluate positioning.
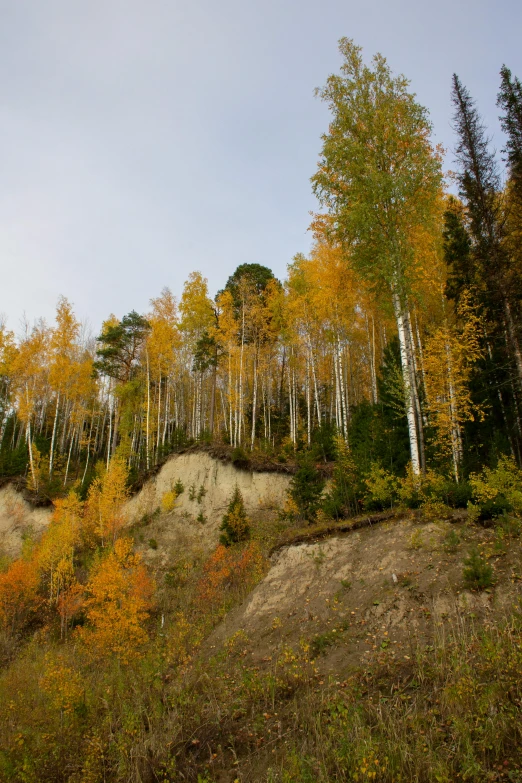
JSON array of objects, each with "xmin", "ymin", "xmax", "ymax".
[{"xmin": 204, "ymin": 513, "xmax": 522, "ymax": 678}]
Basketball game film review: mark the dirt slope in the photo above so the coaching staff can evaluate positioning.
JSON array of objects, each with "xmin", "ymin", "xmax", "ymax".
[
  {"xmin": 206, "ymin": 513, "xmax": 520, "ymax": 675},
  {"xmin": 0, "ymin": 484, "xmax": 51, "ymax": 557}
]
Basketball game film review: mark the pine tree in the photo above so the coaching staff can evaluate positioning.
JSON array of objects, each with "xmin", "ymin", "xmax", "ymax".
[{"xmin": 289, "ymin": 452, "xmax": 325, "ymax": 523}]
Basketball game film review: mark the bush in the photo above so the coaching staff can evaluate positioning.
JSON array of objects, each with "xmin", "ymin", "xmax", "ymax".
[
  {"xmin": 468, "ymin": 455, "xmax": 522, "ymax": 522},
  {"xmin": 148, "ymin": 538, "xmax": 158, "ymax": 550},
  {"xmin": 363, "ymin": 464, "xmax": 400, "ymax": 511},
  {"xmin": 161, "ymin": 490, "xmax": 177, "ymax": 513},
  {"xmin": 231, "ymin": 447, "xmax": 249, "ymax": 468},
  {"xmin": 321, "ymin": 436, "xmax": 362, "ymax": 519},
  {"xmin": 219, "ymin": 486, "xmax": 250, "ymax": 546},
  {"xmin": 463, "ymin": 547, "xmax": 494, "ymax": 590},
  {"xmin": 289, "ymin": 452, "xmax": 325, "ymax": 523},
  {"xmin": 438, "ymin": 480, "xmax": 472, "ymax": 509}
]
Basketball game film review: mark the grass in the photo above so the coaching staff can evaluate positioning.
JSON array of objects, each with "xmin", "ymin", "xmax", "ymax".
[{"xmin": 1, "ymin": 506, "xmax": 522, "ymax": 782}]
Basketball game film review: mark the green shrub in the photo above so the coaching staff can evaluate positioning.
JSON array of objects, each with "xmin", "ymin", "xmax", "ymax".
[
  {"xmin": 148, "ymin": 538, "xmax": 158, "ymax": 550},
  {"xmin": 289, "ymin": 452, "xmax": 325, "ymax": 523},
  {"xmin": 468, "ymin": 455, "xmax": 522, "ymax": 522},
  {"xmin": 321, "ymin": 436, "xmax": 362, "ymax": 519},
  {"xmin": 174, "ymin": 479, "xmax": 184, "ymax": 495},
  {"xmin": 443, "ymin": 528, "xmax": 460, "ymax": 552},
  {"xmin": 438, "ymin": 480, "xmax": 472, "ymax": 508},
  {"xmin": 463, "ymin": 548, "xmax": 494, "ymax": 590},
  {"xmin": 219, "ymin": 486, "xmax": 250, "ymax": 546},
  {"xmin": 363, "ymin": 463, "xmax": 400, "ymax": 510},
  {"xmin": 231, "ymin": 447, "xmax": 249, "ymax": 468}
]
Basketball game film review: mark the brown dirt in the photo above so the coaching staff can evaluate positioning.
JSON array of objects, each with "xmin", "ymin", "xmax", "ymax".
[{"xmin": 204, "ymin": 513, "xmax": 522, "ymax": 679}]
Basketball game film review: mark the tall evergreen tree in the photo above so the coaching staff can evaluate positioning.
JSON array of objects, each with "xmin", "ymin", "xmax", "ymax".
[
  {"xmin": 498, "ymin": 66, "xmax": 522, "ymax": 193},
  {"xmin": 451, "ymin": 74, "xmax": 522, "ymax": 391}
]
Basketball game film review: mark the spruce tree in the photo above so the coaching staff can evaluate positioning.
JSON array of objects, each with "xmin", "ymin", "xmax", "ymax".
[
  {"xmin": 451, "ymin": 74, "xmax": 503, "ymax": 268},
  {"xmin": 451, "ymin": 74, "xmax": 522, "ymax": 404},
  {"xmin": 443, "ymin": 198, "xmax": 474, "ymax": 304},
  {"xmin": 498, "ymin": 65, "xmax": 522, "ymax": 194},
  {"xmin": 219, "ymin": 486, "xmax": 250, "ymax": 546}
]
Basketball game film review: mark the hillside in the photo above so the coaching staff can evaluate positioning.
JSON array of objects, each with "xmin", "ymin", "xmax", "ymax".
[{"xmin": 1, "ymin": 452, "xmax": 522, "ymax": 781}]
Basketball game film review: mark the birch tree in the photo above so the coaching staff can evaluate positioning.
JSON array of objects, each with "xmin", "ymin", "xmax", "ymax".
[{"xmin": 312, "ymin": 38, "xmax": 443, "ymax": 475}]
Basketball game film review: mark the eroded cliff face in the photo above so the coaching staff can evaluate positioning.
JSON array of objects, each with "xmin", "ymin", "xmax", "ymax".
[
  {"xmin": 0, "ymin": 484, "xmax": 51, "ymax": 557},
  {"xmin": 125, "ymin": 451, "xmax": 291, "ymax": 558},
  {"xmin": 127, "ymin": 452, "xmax": 289, "ymax": 522},
  {"xmin": 0, "ymin": 452, "xmax": 292, "ymax": 558}
]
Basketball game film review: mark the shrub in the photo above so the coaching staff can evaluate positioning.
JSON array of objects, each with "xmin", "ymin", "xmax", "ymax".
[
  {"xmin": 174, "ymin": 479, "xmax": 184, "ymax": 495},
  {"xmin": 148, "ymin": 538, "xmax": 158, "ymax": 550},
  {"xmin": 438, "ymin": 479, "xmax": 472, "ymax": 508},
  {"xmin": 444, "ymin": 528, "xmax": 460, "ymax": 552},
  {"xmin": 463, "ymin": 547, "xmax": 494, "ymax": 590},
  {"xmin": 231, "ymin": 446, "xmax": 249, "ymax": 468},
  {"xmin": 219, "ymin": 486, "xmax": 250, "ymax": 546},
  {"xmin": 363, "ymin": 463, "xmax": 400, "ymax": 511},
  {"xmin": 289, "ymin": 452, "xmax": 325, "ymax": 523},
  {"xmin": 468, "ymin": 455, "xmax": 522, "ymax": 521},
  {"xmin": 322, "ymin": 436, "xmax": 362, "ymax": 519},
  {"xmin": 161, "ymin": 490, "xmax": 177, "ymax": 513}
]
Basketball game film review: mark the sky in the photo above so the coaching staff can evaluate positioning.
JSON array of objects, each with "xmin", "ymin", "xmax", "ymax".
[{"xmin": 1, "ymin": 0, "xmax": 521, "ymax": 336}]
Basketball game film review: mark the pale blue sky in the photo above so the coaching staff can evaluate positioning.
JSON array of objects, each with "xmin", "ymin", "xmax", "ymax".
[{"xmin": 1, "ymin": 0, "xmax": 521, "ymax": 335}]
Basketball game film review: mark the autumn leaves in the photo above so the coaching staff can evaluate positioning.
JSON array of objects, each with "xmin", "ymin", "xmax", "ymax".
[{"xmin": 0, "ymin": 459, "xmax": 154, "ymax": 663}]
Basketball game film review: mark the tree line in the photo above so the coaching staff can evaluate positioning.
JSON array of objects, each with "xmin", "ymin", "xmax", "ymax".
[{"xmin": 0, "ymin": 40, "xmax": 521, "ymax": 501}]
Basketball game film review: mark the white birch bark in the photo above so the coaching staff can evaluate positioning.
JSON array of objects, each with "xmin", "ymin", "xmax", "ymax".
[{"xmin": 392, "ymin": 290, "xmax": 421, "ymax": 476}]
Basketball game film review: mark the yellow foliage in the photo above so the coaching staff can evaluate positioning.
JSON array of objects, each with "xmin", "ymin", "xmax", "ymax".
[
  {"xmin": 40, "ymin": 657, "xmax": 85, "ymax": 714},
  {"xmin": 78, "ymin": 537, "xmax": 154, "ymax": 664},
  {"xmin": 161, "ymin": 489, "xmax": 178, "ymax": 513},
  {"xmin": 84, "ymin": 457, "xmax": 129, "ymax": 546},
  {"xmin": 469, "ymin": 455, "xmax": 522, "ymax": 512}
]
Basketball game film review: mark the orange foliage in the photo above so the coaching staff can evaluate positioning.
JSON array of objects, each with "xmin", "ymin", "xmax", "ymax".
[
  {"xmin": 56, "ymin": 580, "xmax": 84, "ymax": 641},
  {"xmin": 197, "ymin": 542, "xmax": 266, "ymax": 609},
  {"xmin": 0, "ymin": 558, "xmax": 41, "ymax": 634},
  {"xmin": 77, "ymin": 538, "xmax": 154, "ymax": 663},
  {"xmin": 83, "ymin": 457, "xmax": 129, "ymax": 546}
]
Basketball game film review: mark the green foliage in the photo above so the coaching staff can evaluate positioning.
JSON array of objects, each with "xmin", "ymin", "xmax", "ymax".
[
  {"xmin": 289, "ymin": 452, "xmax": 325, "ymax": 523},
  {"xmin": 231, "ymin": 446, "xmax": 249, "ymax": 468},
  {"xmin": 344, "ymin": 353, "xmax": 412, "ymax": 483},
  {"xmin": 321, "ymin": 436, "xmax": 362, "ymax": 518},
  {"xmin": 444, "ymin": 528, "xmax": 460, "ymax": 552},
  {"xmin": 148, "ymin": 538, "xmax": 158, "ymax": 550},
  {"xmin": 310, "ymin": 630, "xmax": 339, "ymax": 657},
  {"xmin": 174, "ymin": 479, "xmax": 184, "ymax": 495},
  {"xmin": 94, "ymin": 311, "xmax": 150, "ymax": 382},
  {"xmin": 363, "ymin": 463, "xmax": 400, "ymax": 511},
  {"xmin": 311, "ymin": 421, "xmax": 337, "ymax": 462},
  {"xmin": 219, "ymin": 486, "xmax": 250, "ymax": 546},
  {"xmin": 468, "ymin": 455, "xmax": 522, "ymax": 521},
  {"xmin": 224, "ymin": 263, "xmax": 278, "ymax": 312},
  {"xmin": 463, "ymin": 547, "xmax": 494, "ymax": 590}
]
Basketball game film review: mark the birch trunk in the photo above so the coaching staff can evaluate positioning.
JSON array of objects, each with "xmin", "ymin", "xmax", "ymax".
[
  {"xmin": 391, "ymin": 291, "xmax": 421, "ymax": 476},
  {"xmin": 49, "ymin": 392, "xmax": 60, "ymax": 478}
]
